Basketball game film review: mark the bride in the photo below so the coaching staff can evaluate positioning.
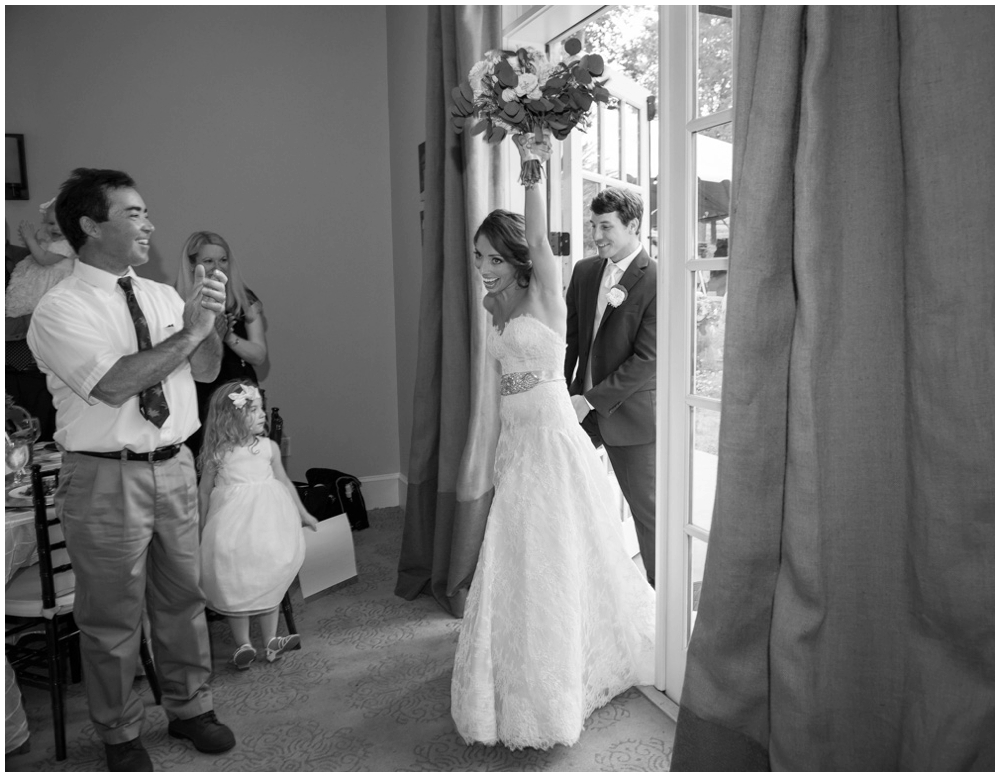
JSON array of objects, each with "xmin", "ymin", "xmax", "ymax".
[{"xmin": 451, "ymin": 133, "xmax": 656, "ymax": 750}]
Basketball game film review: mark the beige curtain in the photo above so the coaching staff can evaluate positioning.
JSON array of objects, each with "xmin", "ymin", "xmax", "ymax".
[
  {"xmin": 673, "ymin": 7, "xmax": 994, "ymax": 771},
  {"xmin": 394, "ymin": 6, "xmax": 503, "ymax": 617}
]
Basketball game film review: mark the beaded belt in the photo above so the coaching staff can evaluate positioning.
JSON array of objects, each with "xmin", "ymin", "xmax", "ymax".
[{"xmin": 500, "ymin": 370, "xmax": 562, "ymax": 396}]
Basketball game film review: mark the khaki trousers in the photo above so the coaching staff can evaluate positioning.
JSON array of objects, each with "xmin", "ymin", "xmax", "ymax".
[{"xmin": 57, "ymin": 447, "xmax": 213, "ymax": 744}]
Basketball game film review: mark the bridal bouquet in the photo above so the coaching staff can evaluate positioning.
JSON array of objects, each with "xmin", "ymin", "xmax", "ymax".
[{"xmin": 451, "ymin": 39, "xmax": 609, "ymax": 184}]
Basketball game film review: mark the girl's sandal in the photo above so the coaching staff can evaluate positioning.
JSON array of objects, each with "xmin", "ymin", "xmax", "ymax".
[
  {"xmin": 232, "ymin": 643, "xmax": 256, "ymax": 670},
  {"xmin": 265, "ymin": 634, "xmax": 300, "ymax": 663}
]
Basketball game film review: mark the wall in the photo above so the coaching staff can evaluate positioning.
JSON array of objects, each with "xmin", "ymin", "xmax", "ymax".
[
  {"xmin": 385, "ymin": 6, "xmax": 429, "ymax": 503},
  {"xmin": 5, "ymin": 6, "xmax": 402, "ymax": 497}
]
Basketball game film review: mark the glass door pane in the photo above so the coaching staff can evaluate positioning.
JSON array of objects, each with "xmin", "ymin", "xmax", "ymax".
[
  {"xmin": 695, "ymin": 124, "xmax": 733, "ymax": 258},
  {"xmin": 691, "ymin": 406, "xmax": 719, "ymax": 533},
  {"xmin": 689, "ymin": 535, "xmax": 708, "ymax": 637},
  {"xmin": 694, "ymin": 270, "xmax": 727, "ymax": 399},
  {"xmin": 697, "ymin": 6, "xmax": 734, "ymax": 117},
  {"xmin": 602, "ymin": 103, "xmax": 621, "ymax": 179},
  {"xmin": 581, "ymin": 179, "xmax": 600, "ymax": 258},
  {"xmin": 623, "ymin": 102, "xmax": 641, "ymax": 185}
]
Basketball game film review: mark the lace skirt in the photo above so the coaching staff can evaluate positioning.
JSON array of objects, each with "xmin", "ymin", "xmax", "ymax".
[{"xmin": 451, "ymin": 382, "xmax": 655, "ymax": 749}]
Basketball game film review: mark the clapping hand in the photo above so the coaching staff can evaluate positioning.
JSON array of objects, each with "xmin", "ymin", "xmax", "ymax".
[
  {"xmin": 214, "ymin": 310, "xmax": 230, "ymax": 339},
  {"xmin": 214, "ymin": 310, "xmax": 237, "ymax": 340},
  {"xmin": 183, "ymin": 263, "xmax": 228, "ymax": 339},
  {"xmin": 17, "ymin": 220, "xmax": 39, "ymax": 247}
]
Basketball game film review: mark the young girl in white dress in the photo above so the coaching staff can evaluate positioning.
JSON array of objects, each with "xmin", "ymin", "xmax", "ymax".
[
  {"xmin": 6, "ymin": 197, "xmax": 76, "ymax": 317},
  {"xmin": 198, "ymin": 382, "xmax": 318, "ymax": 669}
]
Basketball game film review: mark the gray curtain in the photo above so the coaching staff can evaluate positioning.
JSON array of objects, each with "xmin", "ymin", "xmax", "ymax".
[
  {"xmin": 394, "ymin": 6, "xmax": 504, "ymax": 617},
  {"xmin": 673, "ymin": 6, "xmax": 994, "ymax": 771}
]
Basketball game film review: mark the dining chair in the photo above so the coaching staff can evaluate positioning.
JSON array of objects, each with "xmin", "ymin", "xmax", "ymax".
[
  {"xmin": 270, "ymin": 406, "xmax": 300, "ymax": 646},
  {"xmin": 5, "ymin": 464, "xmax": 161, "ymax": 760}
]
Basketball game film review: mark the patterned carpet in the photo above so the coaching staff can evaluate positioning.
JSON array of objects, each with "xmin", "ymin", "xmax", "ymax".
[{"xmin": 7, "ymin": 508, "xmax": 674, "ymax": 771}]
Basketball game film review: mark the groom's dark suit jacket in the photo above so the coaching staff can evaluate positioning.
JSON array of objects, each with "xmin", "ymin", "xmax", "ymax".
[{"xmin": 564, "ymin": 248, "xmax": 657, "ymax": 447}]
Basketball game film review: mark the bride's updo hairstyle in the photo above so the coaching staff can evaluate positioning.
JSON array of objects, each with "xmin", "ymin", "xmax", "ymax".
[{"xmin": 474, "ymin": 209, "xmax": 533, "ymax": 288}]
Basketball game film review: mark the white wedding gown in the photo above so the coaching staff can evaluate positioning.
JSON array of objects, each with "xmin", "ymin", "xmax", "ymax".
[{"xmin": 451, "ymin": 315, "xmax": 656, "ymax": 750}]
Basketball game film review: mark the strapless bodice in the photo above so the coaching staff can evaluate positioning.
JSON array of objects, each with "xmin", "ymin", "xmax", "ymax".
[{"xmin": 487, "ymin": 315, "xmax": 565, "ymax": 375}]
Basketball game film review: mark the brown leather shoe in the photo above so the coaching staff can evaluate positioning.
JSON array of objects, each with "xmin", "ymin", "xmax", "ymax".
[
  {"xmin": 167, "ymin": 710, "xmax": 235, "ymax": 753},
  {"xmin": 105, "ymin": 738, "xmax": 153, "ymax": 771}
]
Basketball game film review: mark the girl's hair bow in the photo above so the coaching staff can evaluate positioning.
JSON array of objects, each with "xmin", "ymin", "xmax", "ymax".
[{"xmin": 228, "ymin": 384, "xmax": 260, "ymax": 409}]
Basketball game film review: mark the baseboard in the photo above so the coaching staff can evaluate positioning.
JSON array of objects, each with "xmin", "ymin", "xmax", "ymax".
[
  {"xmin": 397, "ymin": 474, "xmax": 408, "ymax": 510},
  {"xmin": 359, "ymin": 473, "xmax": 405, "ymax": 509}
]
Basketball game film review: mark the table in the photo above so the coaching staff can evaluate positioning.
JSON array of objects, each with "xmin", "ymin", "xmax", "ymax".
[{"xmin": 5, "ymin": 443, "xmax": 62, "ymax": 754}]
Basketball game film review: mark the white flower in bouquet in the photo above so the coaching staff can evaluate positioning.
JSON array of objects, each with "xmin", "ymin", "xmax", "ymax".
[
  {"xmin": 502, "ymin": 87, "xmax": 518, "ymax": 103},
  {"xmin": 515, "ymin": 73, "xmax": 539, "ymax": 97},
  {"xmin": 535, "ymin": 60, "xmax": 560, "ymax": 84},
  {"xmin": 469, "ymin": 60, "xmax": 492, "ymax": 96}
]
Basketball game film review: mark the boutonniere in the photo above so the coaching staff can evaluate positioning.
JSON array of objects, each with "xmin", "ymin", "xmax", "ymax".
[{"xmin": 606, "ymin": 283, "xmax": 628, "ymax": 308}]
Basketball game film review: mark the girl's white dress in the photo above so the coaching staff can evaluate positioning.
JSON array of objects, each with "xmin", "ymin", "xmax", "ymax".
[
  {"xmin": 451, "ymin": 315, "xmax": 656, "ymax": 750},
  {"xmin": 5, "ymin": 239, "xmax": 75, "ymax": 317},
  {"xmin": 201, "ymin": 440, "xmax": 305, "ymax": 617}
]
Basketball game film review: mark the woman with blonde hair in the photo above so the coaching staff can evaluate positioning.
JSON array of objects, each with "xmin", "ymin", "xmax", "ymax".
[{"xmin": 177, "ymin": 231, "xmax": 267, "ymax": 458}]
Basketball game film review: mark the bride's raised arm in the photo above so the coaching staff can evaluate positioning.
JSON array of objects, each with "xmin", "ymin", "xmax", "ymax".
[{"xmin": 515, "ymin": 134, "xmax": 561, "ymax": 298}]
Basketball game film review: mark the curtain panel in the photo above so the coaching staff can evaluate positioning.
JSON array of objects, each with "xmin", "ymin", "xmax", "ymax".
[
  {"xmin": 673, "ymin": 6, "xmax": 994, "ymax": 771},
  {"xmin": 395, "ymin": 6, "xmax": 504, "ymax": 617}
]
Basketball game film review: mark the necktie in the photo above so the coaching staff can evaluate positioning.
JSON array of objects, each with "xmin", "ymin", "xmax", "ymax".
[
  {"xmin": 118, "ymin": 277, "xmax": 170, "ymax": 428},
  {"xmin": 586, "ymin": 262, "xmax": 624, "ymax": 391},
  {"xmin": 595, "ymin": 262, "xmax": 622, "ymax": 330}
]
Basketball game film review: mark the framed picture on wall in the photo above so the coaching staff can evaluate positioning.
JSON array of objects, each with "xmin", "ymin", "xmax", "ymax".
[{"xmin": 6, "ymin": 133, "xmax": 28, "ymax": 200}]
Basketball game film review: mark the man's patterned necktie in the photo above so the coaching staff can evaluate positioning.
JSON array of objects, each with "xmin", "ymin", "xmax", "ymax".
[{"xmin": 117, "ymin": 276, "xmax": 170, "ymax": 428}]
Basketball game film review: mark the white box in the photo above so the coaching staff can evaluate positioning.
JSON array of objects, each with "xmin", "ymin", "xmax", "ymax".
[{"xmin": 298, "ymin": 513, "xmax": 358, "ymax": 601}]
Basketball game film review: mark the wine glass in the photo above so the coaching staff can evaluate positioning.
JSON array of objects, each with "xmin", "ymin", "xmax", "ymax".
[{"xmin": 5, "ymin": 411, "xmax": 41, "ymax": 490}]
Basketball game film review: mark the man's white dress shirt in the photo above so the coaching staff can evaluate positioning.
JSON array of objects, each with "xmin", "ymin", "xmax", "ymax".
[{"xmin": 27, "ymin": 261, "xmax": 199, "ymax": 452}]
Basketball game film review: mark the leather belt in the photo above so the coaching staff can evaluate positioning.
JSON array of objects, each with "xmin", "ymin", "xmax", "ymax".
[{"xmin": 75, "ymin": 444, "xmax": 182, "ymax": 463}]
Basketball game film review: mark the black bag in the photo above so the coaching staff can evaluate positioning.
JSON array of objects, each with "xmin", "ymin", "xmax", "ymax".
[{"xmin": 304, "ymin": 468, "xmax": 370, "ymax": 531}]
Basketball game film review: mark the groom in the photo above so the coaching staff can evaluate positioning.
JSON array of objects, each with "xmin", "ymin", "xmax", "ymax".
[{"xmin": 564, "ymin": 187, "xmax": 657, "ymax": 586}]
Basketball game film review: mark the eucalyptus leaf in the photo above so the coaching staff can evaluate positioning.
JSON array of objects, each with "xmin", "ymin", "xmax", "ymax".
[
  {"xmin": 497, "ymin": 59, "xmax": 518, "ymax": 88},
  {"xmin": 587, "ymin": 54, "xmax": 605, "ymax": 76}
]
